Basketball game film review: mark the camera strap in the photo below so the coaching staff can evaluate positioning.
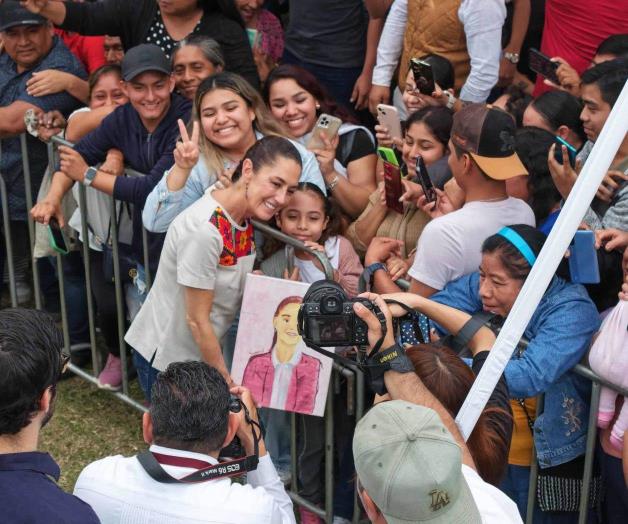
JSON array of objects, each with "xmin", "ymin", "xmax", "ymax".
[{"xmin": 137, "ymin": 406, "xmax": 261, "ymax": 484}]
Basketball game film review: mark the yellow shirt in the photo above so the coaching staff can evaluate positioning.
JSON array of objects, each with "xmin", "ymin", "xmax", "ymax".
[{"xmin": 508, "ymin": 398, "xmax": 537, "ymax": 466}]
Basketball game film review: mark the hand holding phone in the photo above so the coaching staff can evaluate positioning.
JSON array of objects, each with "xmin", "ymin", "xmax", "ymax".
[
  {"xmin": 569, "ymin": 230, "xmax": 600, "ymax": 284},
  {"xmin": 48, "ymin": 217, "xmax": 69, "ymax": 255},
  {"xmin": 383, "ymin": 161, "xmax": 404, "ymax": 214},
  {"xmin": 553, "ymin": 136, "xmax": 577, "ymax": 168},
  {"xmin": 376, "ymin": 104, "xmax": 402, "ymax": 141},
  {"xmin": 416, "ymin": 156, "xmax": 436, "ymax": 203},
  {"xmin": 306, "ymin": 113, "xmax": 342, "ymax": 151},
  {"xmin": 410, "ymin": 58, "xmax": 435, "ymax": 96},
  {"xmin": 529, "ymin": 48, "xmax": 560, "ymax": 86}
]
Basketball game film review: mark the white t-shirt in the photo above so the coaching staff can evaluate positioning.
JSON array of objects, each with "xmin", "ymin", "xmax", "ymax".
[
  {"xmin": 125, "ymin": 187, "xmax": 255, "ymax": 370},
  {"xmin": 462, "ymin": 465, "xmax": 523, "ymax": 523},
  {"xmin": 74, "ymin": 445, "xmax": 296, "ymax": 524},
  {"xmin": 408, "ymin": 198, "xmax": 535, "ymax": 291}
]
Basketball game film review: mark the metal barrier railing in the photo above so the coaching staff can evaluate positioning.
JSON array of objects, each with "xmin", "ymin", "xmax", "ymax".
[{"xmin": 1, "ymin": 132, "xmax": 361, "ymax": 523}]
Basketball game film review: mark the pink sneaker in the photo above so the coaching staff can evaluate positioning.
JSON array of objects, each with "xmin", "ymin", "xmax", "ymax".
[
  {"xmin": 299, "ymin": 507, "xmax": 322, "ymax": 524},
  {"xmin": 98, "ymin": 354, "xmax": 122, "ymax": 391}
]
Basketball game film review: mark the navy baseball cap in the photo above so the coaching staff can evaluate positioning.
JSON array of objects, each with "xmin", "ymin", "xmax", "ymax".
[
  {"xmin": 0, "ymin": 3, "xmax": 47, "ymax": 32},
  {"xmin": 121, "ymin": 44, "xmax": 171, "ymax": 81}
]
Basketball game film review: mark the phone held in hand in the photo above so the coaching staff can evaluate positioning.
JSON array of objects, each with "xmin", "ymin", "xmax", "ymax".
[
  {"xmin": 383, "ymin": 161, "xmax": 404, "ymax": 214},
  {"xmin": 306, "ymin": 113, "xmax": 342, "ymax": 150},
  {"xmin": 48, "ymin": 217, "xmax": 69, "ymax": 255},
  {"xmin": 529, "ymin": 48, "xmax": 560, "ymax": 85},
  {"xmin": 554, "ymin": 136, "xmax": 578, "ymax": 168},
  {"xmin": 376, "ymin": 104, "xmax": 403, "ymax": 141},
  {"xmin": 410, "ymin": 58, "xmax": 435, "ymax": 96},
  {"xmin": 377, "ymin": 146, "xmax": 400, "ymax": 167},
  {"xmin": 416, "ymin": 156, "xmax": 436, "ymax": 203},
  {"xmin": 568, "ymin": 230, "xmax": 600, "ymax": 284}
]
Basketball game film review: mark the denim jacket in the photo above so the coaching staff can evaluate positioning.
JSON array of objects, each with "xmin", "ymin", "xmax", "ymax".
[
  {"xmin": 141, "ymin": 134, "xmax": 326, "ymax": 233},
  {"xmin": 432, "ymin": 273, "xmax": 600, "ymax": 468}
]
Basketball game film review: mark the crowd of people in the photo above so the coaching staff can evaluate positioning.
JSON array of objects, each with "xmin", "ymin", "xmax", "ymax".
[{"xmin": 1, "ymin": 0, "xmax": 627, "ymax": 523}]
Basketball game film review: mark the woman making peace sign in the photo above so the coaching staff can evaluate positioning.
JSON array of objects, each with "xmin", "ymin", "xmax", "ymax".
[{"xmin": 125, "ymin": 134, "xmax": 303, "ymax": 398}]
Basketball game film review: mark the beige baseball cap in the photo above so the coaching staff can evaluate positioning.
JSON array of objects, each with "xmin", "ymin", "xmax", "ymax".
[{"xmin": 353, "ymin": 400, "xmax": 481, "ymax": 524}]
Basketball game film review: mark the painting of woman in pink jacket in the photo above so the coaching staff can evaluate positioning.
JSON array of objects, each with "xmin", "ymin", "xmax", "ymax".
[{"xmin": 242, "ymin": 296, "xmax": 322, "ymax": 414}]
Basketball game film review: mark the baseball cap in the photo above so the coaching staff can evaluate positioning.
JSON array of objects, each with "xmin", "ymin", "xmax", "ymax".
[
  {"xmin": 451, "ymin": 103, "xmax": 528, "ymax": 180},
  {"xmin": 121, "ymin": 44, "xmax": 170, "ymax": 81},
  {"xmin": 0, "ymin": 3, "xmax": 47, "ymax": 32},
  {"xmin": 353, "ymin": 400, "xmax": 482, "ymax": 524}
]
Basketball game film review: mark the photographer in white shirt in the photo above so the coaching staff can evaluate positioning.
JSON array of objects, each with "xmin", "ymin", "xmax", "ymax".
[{"xmin": 74, "ymin": 362, "xmax": 295, "ymax": 524}]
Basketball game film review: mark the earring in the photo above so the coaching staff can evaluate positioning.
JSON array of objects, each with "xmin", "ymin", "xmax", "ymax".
[{"xmin": 315, "ymin": 103, "xmax": 320, "ymax": 110}]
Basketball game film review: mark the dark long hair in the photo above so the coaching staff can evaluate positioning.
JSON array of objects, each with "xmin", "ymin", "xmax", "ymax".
[
  {"xmin": 263, "ymin": 64, "xmax": 358, "ymax": 124},
  {"xmin": 406, "ymin": 344, "xmax": 512, "ymax": 485}
]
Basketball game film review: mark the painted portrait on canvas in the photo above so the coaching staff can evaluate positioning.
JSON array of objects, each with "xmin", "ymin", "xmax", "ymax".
[{"xmin": 230, "ymin": 274, "xmax": 332, "ymax": 417}]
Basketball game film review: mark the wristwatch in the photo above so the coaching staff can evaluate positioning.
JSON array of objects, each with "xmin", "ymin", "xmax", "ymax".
[
  {"xmin": 83, "ymin": 166, "xmax": 98, "ymax": 187},
  {"xmin": 504, "ymin": 51, "xmax": 520, "ymax": 64}
]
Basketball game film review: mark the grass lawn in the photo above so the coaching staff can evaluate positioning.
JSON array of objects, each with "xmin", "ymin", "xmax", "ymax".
[{"xmin": 40, "ymin": 374, "xmax": 146, "ymax": 492}]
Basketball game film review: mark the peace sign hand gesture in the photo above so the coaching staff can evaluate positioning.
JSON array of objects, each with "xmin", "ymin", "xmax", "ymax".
[{"xmin": 173, "ymin": 119, "xmax": 200, "ymax": 171}]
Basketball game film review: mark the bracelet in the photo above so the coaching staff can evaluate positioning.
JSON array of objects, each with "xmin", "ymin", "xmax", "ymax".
[{"xmin": 326, "ymin": 175, "xmax": 340, "ymax": 192}]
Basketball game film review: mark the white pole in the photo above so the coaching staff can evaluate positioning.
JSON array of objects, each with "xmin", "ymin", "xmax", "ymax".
[{"xmin": 455, "ymin": 80, "xmax": 628, "ymax": 440}]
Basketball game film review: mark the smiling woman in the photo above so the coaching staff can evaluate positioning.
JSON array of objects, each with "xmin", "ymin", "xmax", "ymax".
[{"xmin": 125, "ymin": 136, "xmax": 303, "ymax": 399}]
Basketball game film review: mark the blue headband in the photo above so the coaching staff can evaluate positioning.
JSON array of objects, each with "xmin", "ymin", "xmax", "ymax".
[{"xmin": 496, "ymin": 227, "xmax": 537, "ymax": 267}]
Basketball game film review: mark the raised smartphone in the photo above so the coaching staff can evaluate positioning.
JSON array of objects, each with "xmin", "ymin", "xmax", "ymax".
[
  {"xmin": 306, "ymin": 113, "xmax": 342, "ymax": 150},
  {"xmin": 376, "ymin": 104, "xmax": 403, "ymax": 141},
  {"xmin": 554, "ymin": 136, "xmax": 578, "ymax": 168},
  {"xmin": 410, "ymin": 58, "xmax": 436, "ymax": 95},
  {"xmin": 383, "ymin": 161, "xmax": 404, "ymax": 214},
  {"xmin": 529, "ymin": 48, "xmax": 560, "ymax": 85},
  {"xmin": 568, "ymin": 230, "xmax": 600, "ymax": 284},
  {"xmin": 416, "ymin": 156, "xmax": 436, "ymax": 203},
  {"xmin": 48, "ymin": 217, "xmax": 69, "ymax": 255}
]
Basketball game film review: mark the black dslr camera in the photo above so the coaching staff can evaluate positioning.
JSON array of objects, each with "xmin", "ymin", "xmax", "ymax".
[
  {"xmin": 219, "ymin": 395, "xmax": 244, "ymax": 459},
  {"xmin": 297, "ymin": 280, "xmax": 379, "ymax": 347}
]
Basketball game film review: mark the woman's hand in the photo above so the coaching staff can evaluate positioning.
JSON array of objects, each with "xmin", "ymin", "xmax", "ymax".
[
  {"xmin": 58, "ymin": 146, "xmax": 89, "ymax": 182},
  {"xmin": 311, "ymin": 133, "xmax": 340, "ymax": 181},
  {"xmin": 365, "ymin": 237, "xmax": 402, "ymax": 266},
  {"xmin": 596, "ymin": 170, "xmax": 628, "ymax": 203},
  {"xmin": 252, "ymin": 47, "xmax": 275, "ymax": 83},
  {"xmin": 595, "ymin": 228, "xmax": 628, "ymax": 252},
  {"xmin": 26, "ymin": 70, "xmax": 73, "ymax": 97},
  {"xmin": 282, "ymin": 267, "xmax": 301, "ymax": 281},
  {"xmin": 35, "ymin": 110, "xmax": 66, "ymax": 141},
  {"xmin": 354, "ymin": 292, "xmax": 396, "ymax": 351},
  {"xmin": 31, "ymin": 196, "xmax": 64, "ymax": 226},
  {"xmin": 417, "ymin": 188, "xmax": 454, "ymax": 218},
  {"xmin": 100, "ymin": 149, "xmax": 124, "ymax": 177},
  {"xmin": 548, "ymin": 143, "xmax": 579, "ymax": 199},
  {"xmin": 374, "ymin": 124, "xmax": 402, "ymax": 149},
  {"xmin": 399, "ymin": 178, "xmax": 423, "ymax": 205},
  {"xmin": 20, "ymin": 0, "xmax": 50, "ymax": 14},
  {"xmin": 386, "ymin": 255, "xmax": 409, "ymax": 282},
  {"xmin": 173, "ymin": 119, "xmax": 200, "ymax": 171}
]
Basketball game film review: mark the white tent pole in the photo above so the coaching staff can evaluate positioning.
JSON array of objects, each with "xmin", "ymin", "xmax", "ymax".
[{"xmin": 456, "ymin": 80, "xmax": 628, "ymax": 440}]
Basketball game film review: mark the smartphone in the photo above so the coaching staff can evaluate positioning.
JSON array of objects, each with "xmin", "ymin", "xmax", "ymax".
[
  {"xmin": 410, "ymin": 58, "xmax": 435, "ymax": 96},
  {"xmin": 416, "ymin": 156, "xmax": 436, "ymax": 203},
  {"xmin": 383, "ymin": 161, "xmax": 404, "ymax": 214},
  {"xmin": 377, "ymin": 146, "xmax": 400, "ymax": 167},
  {"xmin": 554, "ymin": 136, "xmax": 578, "ymax": 168},
  {"xmin": 48, "ymin": 217, "xmax": 69, "ymax": 255},
  {"xmin": 306, "ymin": 113, "xmax": 342, "ymax": 150},
  {"xmin": 568, "ymin": 230, "xmax": 600, "ymax": 284},
  {"xmin": 376, "ymin": 104, "xmax": 403, "ymax": 141},
  {"xmin": 529, "ymin": 48, "xmax": 560, "ymax": 85}
]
